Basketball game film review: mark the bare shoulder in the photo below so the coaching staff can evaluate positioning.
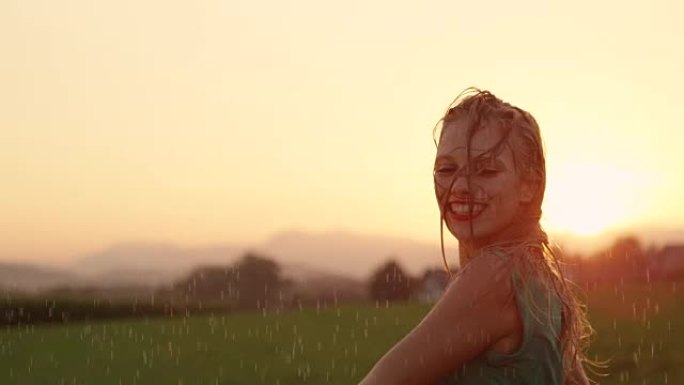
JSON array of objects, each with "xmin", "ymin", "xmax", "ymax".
[
  {"xmin": 460, "ymin": 249, "xmax": 515, "ymax": 277},
  {"xmin": 426, "ymin": 250, "xmax": 521, "ymax": 350},
  {"xmin": 443, "ymin": 250, "xmax": 517, "ymax": 307},
  {"xmin": 357, "ymin": 251, "xmax": 522, "ymax": 385}
]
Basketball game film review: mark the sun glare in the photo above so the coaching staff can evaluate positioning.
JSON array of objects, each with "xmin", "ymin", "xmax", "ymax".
[{"xmin": 542, "ymin": 163, "xmax": 645, "ymax": 236}]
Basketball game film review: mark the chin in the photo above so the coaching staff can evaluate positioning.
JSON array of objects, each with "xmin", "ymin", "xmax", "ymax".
[
  {"xmin": 446, "ymin": 218, "xmax": 501, "ymax": 244},
  {"xmin": 448, "ymin": 222, "xmax": 485, "ymax": 241}
]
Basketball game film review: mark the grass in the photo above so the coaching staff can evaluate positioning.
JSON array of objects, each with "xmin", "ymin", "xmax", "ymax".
[
  {"xmin": 583, "ymin": 281, "xmax": 683, "ymax": 385},
  {"xmin": 1, "ymin": 283, "xmax": 682, "ymax": 384}
]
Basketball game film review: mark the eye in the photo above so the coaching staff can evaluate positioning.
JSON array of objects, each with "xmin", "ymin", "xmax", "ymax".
[
  {"xmin": 472, "ymin": 158, "xmax": 498, "ymax": 176},
  {"xmin": 480, "ymin": 168, "xmax": 499, "ymax": 176},
  {"xmin": 435, "ymin": 165, "xmax": 457, "ymax": 174}
]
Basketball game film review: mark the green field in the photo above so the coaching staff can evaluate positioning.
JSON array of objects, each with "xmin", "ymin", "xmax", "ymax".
[{"xmin": 1, "ymin": 283, "xmax": 682, "ymax": 385}]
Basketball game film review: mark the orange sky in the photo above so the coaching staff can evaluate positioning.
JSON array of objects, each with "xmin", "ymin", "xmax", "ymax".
[{"xmin": 1, "ymin": 0, "xmax": 683, "ymax": 264}]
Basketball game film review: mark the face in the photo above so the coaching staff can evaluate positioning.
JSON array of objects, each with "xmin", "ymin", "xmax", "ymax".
[{"xmin": 434, "ymin": 117, "xmax": 533, "ymax": 245}]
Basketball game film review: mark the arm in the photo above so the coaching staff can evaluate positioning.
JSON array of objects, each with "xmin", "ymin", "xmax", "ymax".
[{"xmin": 359, "ymin": 253, "xmax": 520, "ymax": 385}]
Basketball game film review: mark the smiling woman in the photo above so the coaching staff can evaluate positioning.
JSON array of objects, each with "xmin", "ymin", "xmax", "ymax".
[
  {"xmin": 359, "ymin": 88, "xmax": 598, "ymax": 385},
  {"xmin": 433, "ymin": 114, "xmax": 534, "ymax": 256}
]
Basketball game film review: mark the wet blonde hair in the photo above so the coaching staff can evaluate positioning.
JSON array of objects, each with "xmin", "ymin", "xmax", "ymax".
[{"xmin": 433, "ymin": 88, "xmax": 602, "ymax": 384}]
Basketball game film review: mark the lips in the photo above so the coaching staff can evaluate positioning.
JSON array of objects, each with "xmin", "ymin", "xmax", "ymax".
[{"xmin": 447, "ymin": 200, "xmax": 487, "ymax": 221}]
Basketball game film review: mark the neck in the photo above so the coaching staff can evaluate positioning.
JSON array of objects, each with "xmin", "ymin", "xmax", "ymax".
[
  {"xmin": 458, "ymin": 242, "xmax": 475, "ymax": 267},
  {"xmin": 458, "ymin": 218, "xmax": 543, "ymax": 267}
]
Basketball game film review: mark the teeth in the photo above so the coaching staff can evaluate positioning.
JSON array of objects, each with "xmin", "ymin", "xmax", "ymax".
[{"xmin": 450, "ymin": 203, "xmax": 485, "ymax": 215}]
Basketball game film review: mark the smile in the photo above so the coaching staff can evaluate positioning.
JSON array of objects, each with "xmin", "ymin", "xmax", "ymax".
[{"xmin": 448, "ymin": 201, "xmax": 487, "ymax": 221}]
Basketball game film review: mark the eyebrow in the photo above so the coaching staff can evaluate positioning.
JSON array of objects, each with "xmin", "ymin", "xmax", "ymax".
[
  {"xmin": 435, "ymin": 154, "xmax": 508, "ymax": 170},
  {"xmin": 443, "ymin": 146, "xmax": 490, "ymax": 151},
  {"xmin": 435, "ymin": 151, "xmax": 490, "ymax": 164}
]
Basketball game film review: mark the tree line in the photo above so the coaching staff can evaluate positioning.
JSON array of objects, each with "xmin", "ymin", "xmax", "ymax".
[{"xmin": 2, "ymin": 235, "xmax": 680, "ymax": 325}]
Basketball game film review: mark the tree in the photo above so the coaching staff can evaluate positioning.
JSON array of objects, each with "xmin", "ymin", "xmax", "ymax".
[
  {"xmin": 576, "ymin": 235, "xmax": 648, "ymax": 286},
  {"xmin": 368, "ymin": 259, "xmax": 414, "ymax": 303},
  {"xmin": 171, "ymin": 252, "xmax": 290, "ymax": 310},
  {"xmin": 231, "ymin": 252, "xmax": 289, "ymax": 309}
]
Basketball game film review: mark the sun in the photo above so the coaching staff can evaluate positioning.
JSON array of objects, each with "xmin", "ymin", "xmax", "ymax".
[{"xmin": 542, "ymin": 163, "xmax": 644, "ymax": 236}]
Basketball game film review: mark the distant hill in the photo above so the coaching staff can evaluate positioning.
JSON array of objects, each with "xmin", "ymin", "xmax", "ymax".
[
  {"xmin": 72, "ymin": 230, "xmax": 444, "ymax": 280},
  {"xmin": 0, "ymin": 262, "xmax": 82, "ymax": 292},
  {"xmin": 76, "ymin": 242, "xmax": 242, "ymax": 275},
  {"xmin": 551, "ymin": 226, "xmax": 684, "ymax": 255},
  {"xmin": 1, "ymin": 230, "xmax": 440, "ymax": 292},
  {"xmin": 3, "ymin": 226, "xmax": 682, "ymax": 293},
  {"xmin": 254, "ymin": 229, "xmax": 442, "ymax": 279},
  {"xmin": 0, "ymin": 262, "xmax": 183, "ymax": 292}
]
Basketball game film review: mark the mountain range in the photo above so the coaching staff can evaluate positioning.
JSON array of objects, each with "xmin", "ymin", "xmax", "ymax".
[{"xmin": 2, "ymin": 227, "xmax": 683, "ymax": 292}]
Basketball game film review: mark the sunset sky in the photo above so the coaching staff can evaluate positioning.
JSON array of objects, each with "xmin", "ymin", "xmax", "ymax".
[{"xmin": 2, "ymin": 0, "xmax": 683, "ymax": 264}]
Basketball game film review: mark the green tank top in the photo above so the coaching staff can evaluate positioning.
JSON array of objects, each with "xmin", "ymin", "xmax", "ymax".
[{"xmin": 436, "ymin": 257, "xmax": 564, "ymax": 385}]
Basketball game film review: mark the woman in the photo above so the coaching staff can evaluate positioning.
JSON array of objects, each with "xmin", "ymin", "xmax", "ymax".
[{"xmin": 359, "ymin": 89, "xmax": 594, "ymax": 385}]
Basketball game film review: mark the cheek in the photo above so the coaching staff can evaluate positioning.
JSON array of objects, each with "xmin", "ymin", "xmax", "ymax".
[
  {"xmin": 434, "ymin": 181, "xmax": 447, "ymax": 205},
  {"xmin": 482, "ymin": 177, "xmax": 520, "ymax": 212}
]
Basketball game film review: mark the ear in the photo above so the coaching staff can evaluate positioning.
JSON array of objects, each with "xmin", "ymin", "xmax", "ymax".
[{"xmin": 518, "ymin": 179, "xmax": 536, "ymax": 204}]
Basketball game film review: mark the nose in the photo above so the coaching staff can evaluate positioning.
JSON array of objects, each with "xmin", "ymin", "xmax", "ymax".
[
  {"xmin": 435, "ymin": 173, "xmax": 471, "ymax": 202},
  {"xmin": 449, "ymin": 174, "xmax": 470, "ymax": 195}
]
